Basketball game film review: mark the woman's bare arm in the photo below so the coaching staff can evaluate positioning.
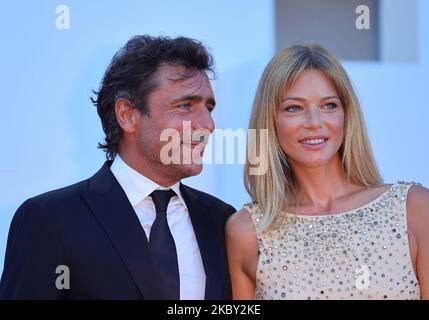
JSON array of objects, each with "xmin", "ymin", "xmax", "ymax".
[
  {"xmin": 407, "ymin": 185, "xmax": 429, "ymax": 299},
  {"xmin": 225, "ymin": 209, "xmax": 259, "ymax": 300}
]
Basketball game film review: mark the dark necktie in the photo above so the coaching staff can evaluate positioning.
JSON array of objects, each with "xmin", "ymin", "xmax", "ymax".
[{"xmin": 149, "ymin": 189, "xmax": 180, "ymax": 299}]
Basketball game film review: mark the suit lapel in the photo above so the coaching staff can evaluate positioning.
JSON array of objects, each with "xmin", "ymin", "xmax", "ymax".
[
  {"xmin": 81, "ymin": 161, "xmax": 163, "ymax": 299},
  {"xmin": 180, "ymin": 183, "xmax": 221, "ymax": 299}
]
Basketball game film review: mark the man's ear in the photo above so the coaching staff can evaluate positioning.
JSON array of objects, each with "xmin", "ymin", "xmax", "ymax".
[{"xmin": 115, "ymin": 98, "xmax": 140, "ymax": 133}]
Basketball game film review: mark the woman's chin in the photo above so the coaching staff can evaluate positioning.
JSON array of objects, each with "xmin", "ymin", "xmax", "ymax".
[{"xmin": 291, "ymin": 155, "xmax": 337, "ymax": 169}]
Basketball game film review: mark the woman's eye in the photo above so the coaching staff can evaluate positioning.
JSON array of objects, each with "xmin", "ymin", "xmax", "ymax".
[
  {"xmin": 324, "ymin": 103, "xmax": 337, "ymax": 110},
  {"xmin": 285, "ymin": 105, "xmax": 302, "ymax": 112}
]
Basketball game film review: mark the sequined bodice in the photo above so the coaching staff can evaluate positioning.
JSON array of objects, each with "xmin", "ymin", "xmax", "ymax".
[{"xmin": 244, "ymin": 182, "xmax": 420, "ymax": 300}]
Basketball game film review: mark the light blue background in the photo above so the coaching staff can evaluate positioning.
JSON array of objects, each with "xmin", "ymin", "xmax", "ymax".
[{"xmin": 1, "ymin": 0, "xmax": 428, "ymax": 277}]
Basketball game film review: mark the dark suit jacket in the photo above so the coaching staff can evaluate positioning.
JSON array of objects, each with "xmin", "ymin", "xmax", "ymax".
[{"xmin": 0, "ymin": 161, "xmax": 236, "ymax": 299}]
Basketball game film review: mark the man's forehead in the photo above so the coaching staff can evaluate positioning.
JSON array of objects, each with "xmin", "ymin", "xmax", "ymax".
[
  {"xmin": 153, "ymin": 65, "xmax": 213, "ymax": 96},
  {"xmin": 156, "ymin": 65, "xmax": 207, "ymax": 83}
]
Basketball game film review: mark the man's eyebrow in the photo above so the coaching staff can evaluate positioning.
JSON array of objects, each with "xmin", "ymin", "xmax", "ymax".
[
  {"xmin": 281, "ymin": 96, "xmax": 340, "ymax": 102},
  {"xmin": 172, "ymin": 95, "xmax": 216, "ymax": 106}
]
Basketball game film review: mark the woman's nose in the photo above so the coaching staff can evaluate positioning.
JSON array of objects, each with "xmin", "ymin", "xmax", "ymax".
[{"xmin": 304, "ymin": 107, "xmax": 322, "ymax": 129}]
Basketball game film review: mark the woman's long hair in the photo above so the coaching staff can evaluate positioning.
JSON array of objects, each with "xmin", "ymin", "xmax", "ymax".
[{"xmin": 244, "ymin": 44, "xmax": 382, "ymax": 233}]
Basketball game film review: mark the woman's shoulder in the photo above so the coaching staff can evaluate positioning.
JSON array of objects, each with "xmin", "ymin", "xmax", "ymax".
[
  {"xmin": 225, "ymin": 206, "xmax": 259, "ymax": 258},
  {"xmin": 394, "ymin": 181, "xmax": 429, "ymax": 240},
  {"xmin": 405, "ymin": 182, "xmax": 429, "ymax": 216},
  {"xmin": 226, "ymin": 202, "xmax": 265, "ymax": 240},
  {"xmin": 241, "ymin": 201, "xmax": 260, "ymax": 213},
  {"xmin": 226, "ymin": 204, "xmax": 258, "ymax": 234},
  {"xmin": 367, "ymin": 181, "xmax": 426, "ymax": 207},
  {"xmin": 385, "ymin": 181, "xmax": 427, "ymax": 203},
  {"xmin": 370, "ymin": 181, "xmax": 423, "ymax": 200},
  {"xmin": 405, "ymin": 182, "xmax": 429, "ymax": 284},
  {"xmin": 395, "ymin": 180, "xmax": 424, "ymax": 189}
]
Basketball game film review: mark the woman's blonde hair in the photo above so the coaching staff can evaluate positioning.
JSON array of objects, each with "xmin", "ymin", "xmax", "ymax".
[{"xmin": 244, "ymin": 44, "xmax": 382, "ymax": 233}]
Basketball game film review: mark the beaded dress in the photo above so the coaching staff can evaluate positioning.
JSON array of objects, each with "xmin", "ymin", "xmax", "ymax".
[{"xmin": 243, "ymin": 182, "xmax": 420, "ymax": 299}]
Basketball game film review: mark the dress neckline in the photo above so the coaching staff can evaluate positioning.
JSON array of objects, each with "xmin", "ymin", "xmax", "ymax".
[{"xmin": 283, "ymin": 183, "xmax": 395, "ymax": 218}]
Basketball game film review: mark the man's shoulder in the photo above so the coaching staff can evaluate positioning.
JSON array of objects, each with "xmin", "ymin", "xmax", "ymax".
[
  {"xmin": 9, "ymin": 179, "xmax": 90, "ymax": 234},
  {"xmin": 30, "ymin": 179, "xmax": 88, "ymax": 207},
  {"xmin": 181, "ymin": 184, "xmax": 236, "ymax": 212},
  {"xmin": 13, "ymin": 178, "xmax": 92, "ymax": 225},
  {"xmin": 24, "ymin": 161, "xmax": 111, "ymax": 208}
]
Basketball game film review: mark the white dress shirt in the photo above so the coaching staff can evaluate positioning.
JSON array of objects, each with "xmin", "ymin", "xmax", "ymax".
[{"xmin": 110, "ymin": 155, "xmax": 206, "ymax": 299}]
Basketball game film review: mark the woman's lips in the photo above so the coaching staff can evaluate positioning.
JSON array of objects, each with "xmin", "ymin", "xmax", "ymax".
[{"xmin": 299, "ymin": 138, "xmax": 328, "ymax": 150}]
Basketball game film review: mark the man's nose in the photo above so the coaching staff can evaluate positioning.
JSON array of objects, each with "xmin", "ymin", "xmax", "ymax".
[{"xmin": 193, "ymin": 106, "xmax": 215, "ymax": 133}]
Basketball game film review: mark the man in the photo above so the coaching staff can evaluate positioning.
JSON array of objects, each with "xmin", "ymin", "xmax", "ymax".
[{"xmin": 0, "ymin": 35, "xmax": 235, "ymax": 299}]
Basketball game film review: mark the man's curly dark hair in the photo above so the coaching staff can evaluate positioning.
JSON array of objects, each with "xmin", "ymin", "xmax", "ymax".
[{"xmin": 91, "ymin": 35, "xmax": 214, "ymax": 160}]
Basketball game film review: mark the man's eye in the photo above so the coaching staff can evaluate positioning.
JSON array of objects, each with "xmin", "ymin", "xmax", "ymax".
[
  {"xmin": 206, "ymin": 105, "xmax": 215, "ymax": 113},
  {"xmin": 178, "ymin": 103, "xmax": 192, "ymax": 110},
  {"xmin": 324, "ymin": 103, "xmax": 337, "ymax": 110},
  {"xmin": 285, "ymin": 105, "xmax": 302, "ymax": 112}
]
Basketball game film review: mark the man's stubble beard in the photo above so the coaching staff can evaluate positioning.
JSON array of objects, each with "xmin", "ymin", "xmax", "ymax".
[{"xmin": 138, "ymin": 135, "xmax": 204, "ymax": 183}]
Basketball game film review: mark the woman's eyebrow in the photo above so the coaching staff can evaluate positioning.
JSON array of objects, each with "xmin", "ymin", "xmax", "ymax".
[{"xmin": 282, "ymin": 95, "xmax": 340, "ymax": 102}]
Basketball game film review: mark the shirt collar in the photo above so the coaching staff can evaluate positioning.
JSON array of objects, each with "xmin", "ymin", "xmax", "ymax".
[{"xmin": 110, "ymin": 154, "xmax": 185, "ymax": 207}]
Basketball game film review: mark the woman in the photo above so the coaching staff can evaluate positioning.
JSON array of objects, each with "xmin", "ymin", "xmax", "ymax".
[{"xmin": 226, "ymin": 44, "xmax": 429, "ymax": 300}]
